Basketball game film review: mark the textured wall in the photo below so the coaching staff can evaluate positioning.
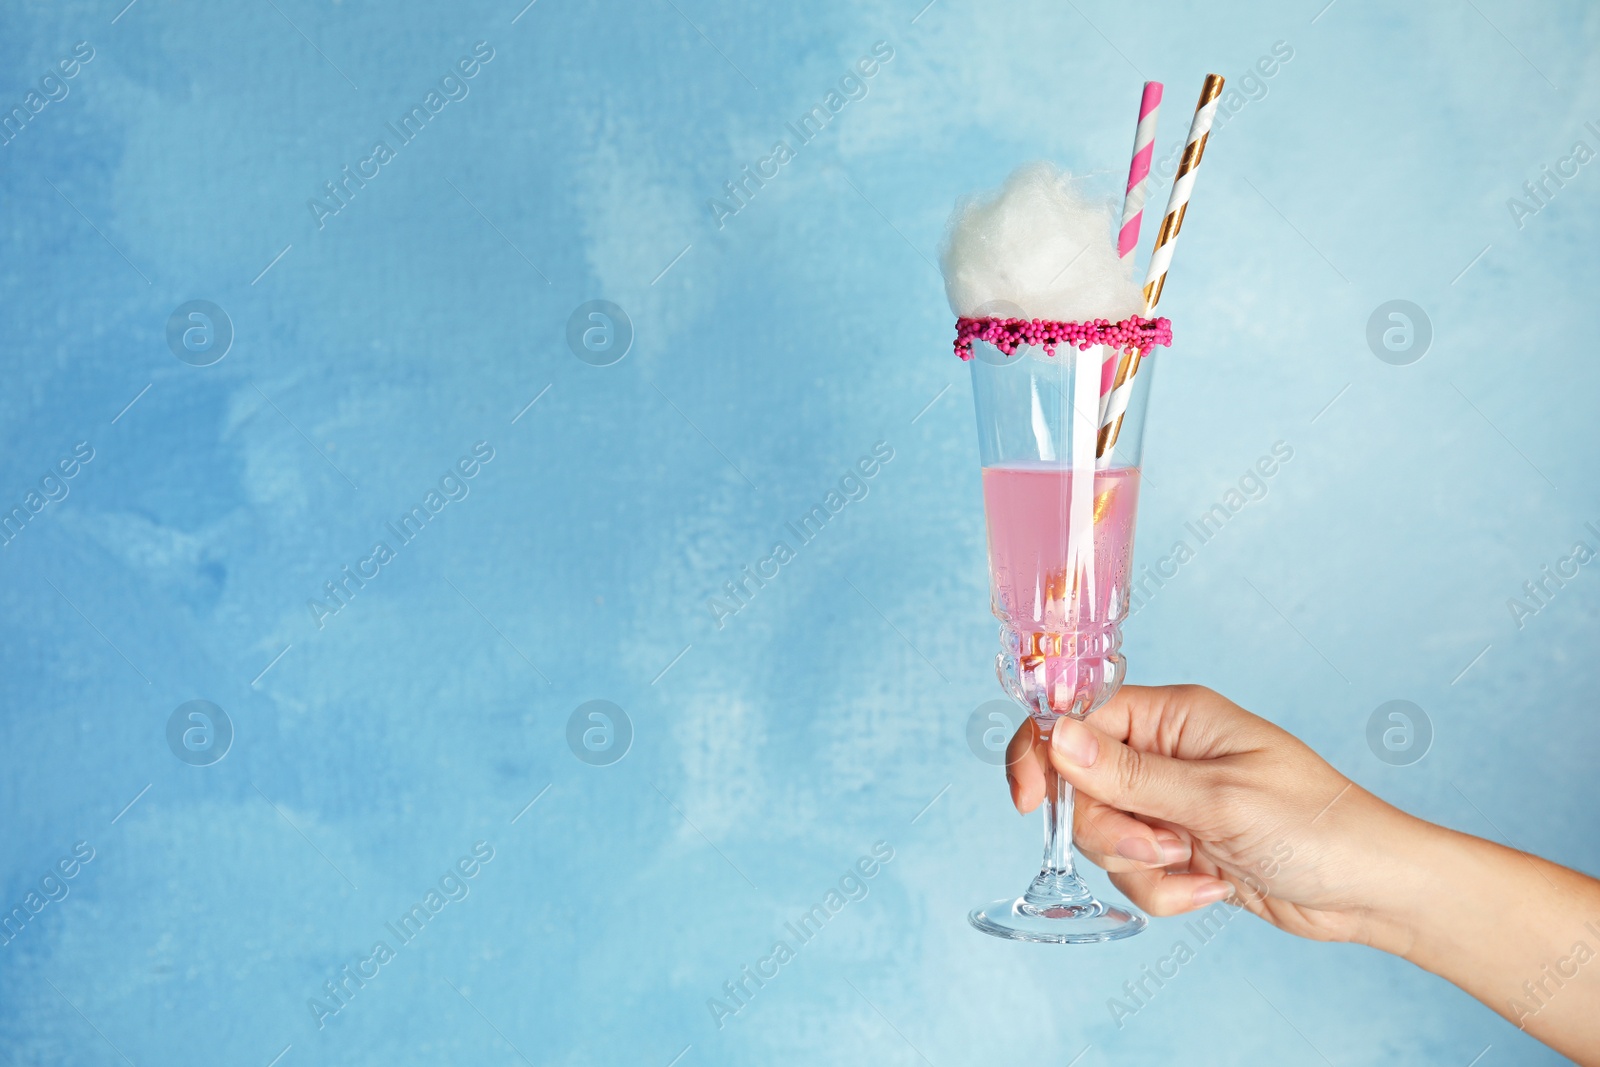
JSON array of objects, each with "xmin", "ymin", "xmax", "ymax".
[{"xmin": 0, "ymin": 0, "xmax": 1596, "ymax": 1064}]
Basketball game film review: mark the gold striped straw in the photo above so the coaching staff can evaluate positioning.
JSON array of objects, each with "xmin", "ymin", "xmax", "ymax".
[{"xmin": 1097, "ymin": 73, "xmax": 1225, "ymax": 461}]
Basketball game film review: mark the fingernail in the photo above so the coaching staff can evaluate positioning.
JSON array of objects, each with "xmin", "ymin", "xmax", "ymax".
[
  {"xmin": 1191, "ymin": 882, "xmax": 1234, "ymax": 907},
  {"xmin": 1052, "ymin": 719, "xmax": 1098, "ymax": 767},
  {"xmin": 1152, "ymin": 830, "xmax": 1188, "ymax": 864},
  {"xmin": 1115, "ymin": 837, "xmax": 1162, "ymax": 864}
]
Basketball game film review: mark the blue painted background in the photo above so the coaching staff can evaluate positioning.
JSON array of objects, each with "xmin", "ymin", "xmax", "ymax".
[{"xmin": 2, "ymin": 0, "xmax": 1597, "ymax": 1063}]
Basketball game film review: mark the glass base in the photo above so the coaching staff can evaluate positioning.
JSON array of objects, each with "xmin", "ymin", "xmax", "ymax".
[
  {"xmin": 969, "ymin": 895, "xmax": 1147, "ymax": 944},
  {"xmin": 970, "ymin": 868, "xmax": 1146, "ymax": 944}
]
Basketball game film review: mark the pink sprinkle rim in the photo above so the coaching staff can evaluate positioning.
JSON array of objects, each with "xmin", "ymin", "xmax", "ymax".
[{"xmin": 954, "ymin": 314, "xmax": 1173, "ymax": 361}]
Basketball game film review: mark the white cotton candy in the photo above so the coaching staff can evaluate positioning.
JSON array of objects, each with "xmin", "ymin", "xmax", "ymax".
[{"xmin": 939, "ymin": 162, "xmax": 1145, "ymax": 321}]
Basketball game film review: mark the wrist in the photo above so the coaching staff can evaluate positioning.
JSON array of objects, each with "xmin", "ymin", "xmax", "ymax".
[
  {"xmin": 1348, "ymin": 806, "xmax": 1547, "ymax": 968},
  {"xmin": 1346, "ymin": 805, "xmax": 1600, "ymax": 1060},
  {"xmin": 1339, "ymin": 799, "xmax": 1452, "ymax": 957}
]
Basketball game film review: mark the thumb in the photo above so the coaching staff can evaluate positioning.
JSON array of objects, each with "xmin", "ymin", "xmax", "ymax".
[{"xmin": 1050, "ymin": 715, "xmax": 1220, "ymax": 828}]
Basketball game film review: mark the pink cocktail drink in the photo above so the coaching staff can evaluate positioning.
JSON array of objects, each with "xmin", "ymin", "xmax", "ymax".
[
  {"xmin": 982, "ymin": 464, "xmax": 1140, "ymax": 718},
  {"xmin": 946, "ymin": 98, "xmax": 1214, "ymax": 942},
  {"xmin": 963, "ymin": 338, "xmax": 1154, "ymax": 941}
]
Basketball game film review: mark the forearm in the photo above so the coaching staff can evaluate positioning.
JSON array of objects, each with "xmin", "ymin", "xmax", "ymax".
[{"xmin": 1365, "ymin": 816, "xmax": 1600, "ymax": 1064}]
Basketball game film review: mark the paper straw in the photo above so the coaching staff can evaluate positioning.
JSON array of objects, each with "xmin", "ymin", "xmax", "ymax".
[
  {"xmin": 1096, "ymin": 346, "xmax": 1141, "ymax": 463},
  {"xmin": 1097, "ymin": 73, "xmax": 1225, "ymax": 462},
  {"xmin": 1099, "ymin": 81, "xmax": 1163, "ymax": 440},
  {"xmin": 1116, "ymin": 81, "xmax": 1163, "ymax": 260},
  {"xmin": 1140, "ymin": 72, "xmax": 1225, "ymax": 313}
]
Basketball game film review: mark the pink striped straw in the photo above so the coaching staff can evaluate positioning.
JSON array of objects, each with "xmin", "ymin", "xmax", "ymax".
[
  {"xmin": 1117, "ymin": 81, "xmax": 1163, "ymax": 260},
  {"xmin": 1104, "ymin": 82, "xmax": 1163, "ymax": 406}
]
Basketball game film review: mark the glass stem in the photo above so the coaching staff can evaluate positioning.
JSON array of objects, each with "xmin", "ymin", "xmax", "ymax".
[
  {"xmin": 1023, "ymin": 723, "xmax": 1092, "ymax": 908},
  {"xmin": 1043, "ymin": 760, "xmax": 1077, "ymax": 877}
]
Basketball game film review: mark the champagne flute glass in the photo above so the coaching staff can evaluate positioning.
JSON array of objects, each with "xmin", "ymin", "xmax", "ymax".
[{"xmin": 967, "ymin": 330, "xmax": 1156, "ymax": 943}]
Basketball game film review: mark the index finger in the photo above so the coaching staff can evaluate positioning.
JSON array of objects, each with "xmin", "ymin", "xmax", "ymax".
[{"xmin": 1088, "ymin": 684, "xmax": 1281, "ymax": 761}]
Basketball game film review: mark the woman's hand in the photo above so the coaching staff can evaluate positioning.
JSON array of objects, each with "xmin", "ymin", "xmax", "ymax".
[
  {"xmin": 1005, "ymin": 684, "xmax": 1428, "ymax": 947},
  {"xmin": 1005, "ymin": 682, "xmax": 1600, "ymax": 1064}
]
